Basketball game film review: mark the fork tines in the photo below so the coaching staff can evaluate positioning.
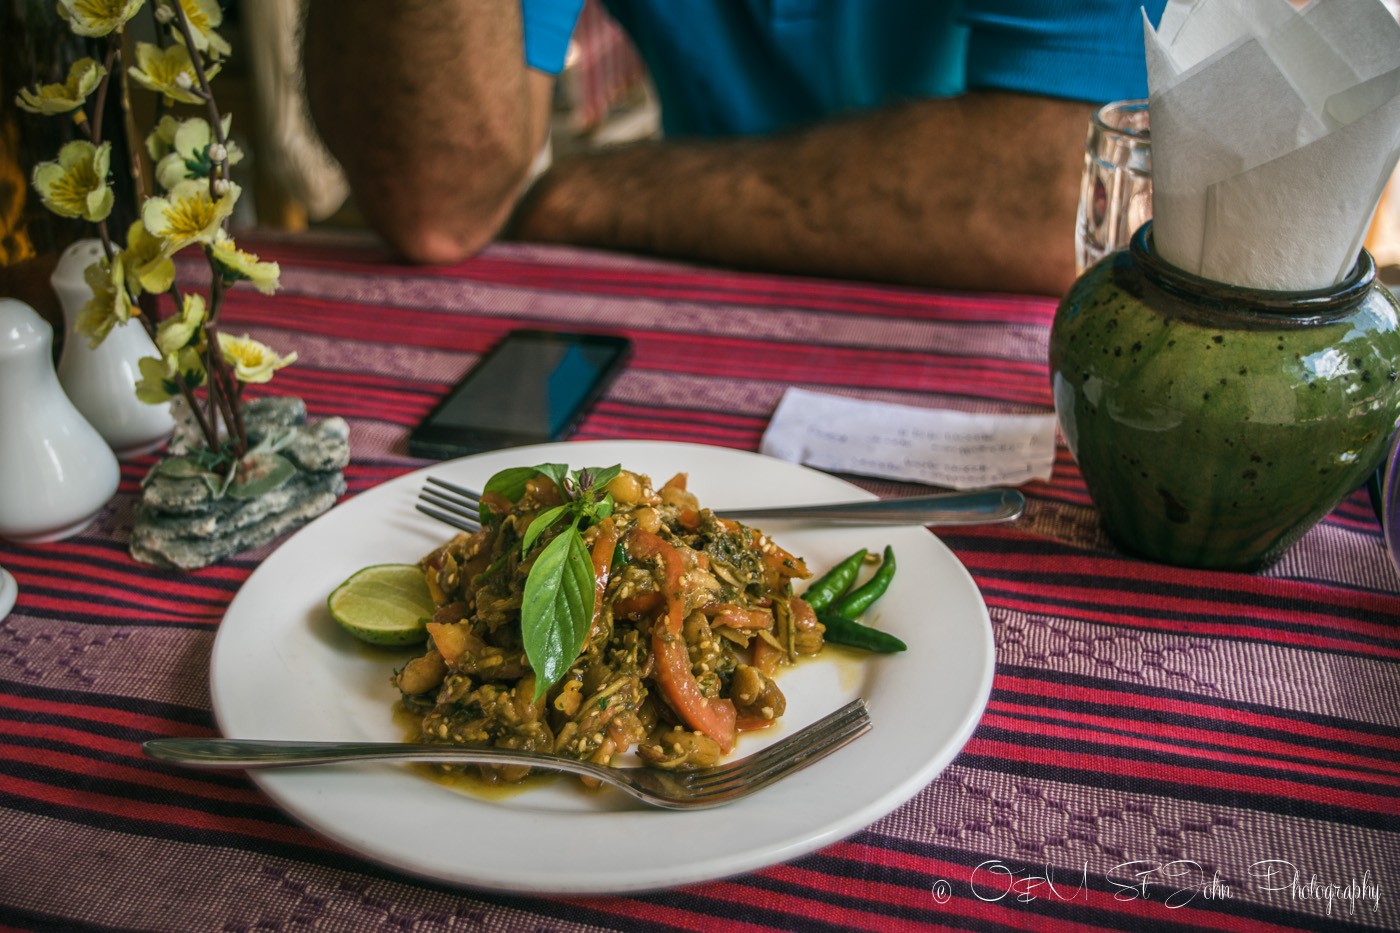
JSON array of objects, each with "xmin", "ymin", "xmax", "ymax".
[
  {"xmin": 683, "ymin": 698, "xmax": 871, "ymax": 797},
  {"xmin": 416, "ymin": 477, "xmax": 483, "ymax": 532}
]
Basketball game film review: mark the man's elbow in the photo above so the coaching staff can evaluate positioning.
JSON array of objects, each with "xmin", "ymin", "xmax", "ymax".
[
  {"xmin": 376, "ymin": 209, "xmax": 504, "ymax": 265},
  {"xmin": 365, "ymin": 156, "xmax": 536, "ymax": 266},
  {"xmin": 314, "ymin": 104, "xmax": 540, "ymax": 265},
  {"xmin": 390, "ymin": 226, "xmax": 494, "ymax": 266}
]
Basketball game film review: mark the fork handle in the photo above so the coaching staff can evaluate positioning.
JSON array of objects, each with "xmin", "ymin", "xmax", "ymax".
[
  {"xmin": 718, "ymin": 488, "xmax": 1024, "ymax": 525},
  {"xmin": 143, "ymin": 737, "xmax": 600, "ymax": 778}
]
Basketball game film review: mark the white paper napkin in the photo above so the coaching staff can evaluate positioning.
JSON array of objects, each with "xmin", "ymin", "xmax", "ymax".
[
  {"xmin": 1145, "ymin": 0, "xmax": 1400, "ymax": 291},
  {"xmin": 759, "ymin": 388, "xmax": 1057, "ymax": 489}
]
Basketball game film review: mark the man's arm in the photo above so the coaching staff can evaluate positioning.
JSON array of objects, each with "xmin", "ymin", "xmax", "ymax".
[
  {"xmin": 512, "ymin": 91, "xmax": 1093, "ymax": 296},
  {"xmin": 302, "ymin": 0, "xmax": 553, "ymax": 264}
]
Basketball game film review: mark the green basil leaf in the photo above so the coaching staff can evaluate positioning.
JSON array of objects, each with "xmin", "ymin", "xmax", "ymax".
[
  {"xmin": 480, "ymin": 463, "xmax": 569, "ymax": 522},
  {"xmin": 532, "ymin": 463, "xmax": 570, "ymax": 491},
  {"xmin": 482, "ymin": 466, "xmax": 548, "ymax": 503},
  {"xmin": 521, "ymin": 525, "xmax": 595, "ymax": 700},
  {"xmin": 593, "ymin": 494, "xmax": 614, "ymax": 521},
  {"xmin": 587, "ymin": 464, "xmax": 622, "ymax": 491},
  {"xmin": 520, "ymin": 503, "xmax": 571, "ymax": 556}
]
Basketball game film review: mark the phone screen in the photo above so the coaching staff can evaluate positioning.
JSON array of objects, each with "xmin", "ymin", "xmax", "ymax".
[{"xmin": 409, "ymin": 330, "xmax": 631, "ymax": 458}]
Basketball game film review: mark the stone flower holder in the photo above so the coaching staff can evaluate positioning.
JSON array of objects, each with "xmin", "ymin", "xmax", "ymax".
[{"xmin": 130, "ymin": 396, "xmax": 350, "ymax": 570}]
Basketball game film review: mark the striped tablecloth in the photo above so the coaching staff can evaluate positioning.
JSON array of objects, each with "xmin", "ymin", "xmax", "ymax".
[{"xmin": 1, "ymin": 237, "xmax": 1396, "ymax": 932}]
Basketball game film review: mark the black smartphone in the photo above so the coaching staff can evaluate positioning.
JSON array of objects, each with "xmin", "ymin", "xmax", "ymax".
[{"xmin": 408, "ymin": 329, "xmax": 632, "ymax": 459}]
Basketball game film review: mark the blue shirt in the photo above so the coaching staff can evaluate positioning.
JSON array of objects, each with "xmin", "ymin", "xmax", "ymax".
[
  {"xmin": 522, "ymin": 0, "xmax": 587, "ymax": 74},
  {"xmin": 523, "ymin": 1, "xmax": 1165, "ymax": 138}
]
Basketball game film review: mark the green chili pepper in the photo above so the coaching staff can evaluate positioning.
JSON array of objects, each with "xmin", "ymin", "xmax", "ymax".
[
  {"xmin": 817, "ymin": 609, "xmax": 907, "ymax": 653},
  {"xmin": 832, "ymin": 545, "xmax": 896, "ymax": 619},
  {"xmin": 801, "ymin": 548, "xmax": 867, "ymax": 611}
]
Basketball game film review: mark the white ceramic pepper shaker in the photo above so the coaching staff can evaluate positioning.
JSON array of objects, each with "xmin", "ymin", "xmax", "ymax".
[
  {"xmin": 53, "ymin": 238, "xmax": 174, "ymax": 458},
  {"xmin": 0, "ymin": 298, "xmax": 120, "ymax": 543}
]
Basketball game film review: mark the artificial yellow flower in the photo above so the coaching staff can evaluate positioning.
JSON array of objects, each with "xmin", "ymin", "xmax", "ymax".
[
  {"xmin": 165, "ymin": 0, "xmax": 231, "ymax": 58},
  {"xmin": 75, "ymin": 255, "xmax": 133, "ymax": 347},
  {"xmin": 155, "ymin": 116, "xmax": 242, "ymax": 190},
  {"xmin": 210, "ymin": 232, "xmax": 279, "ymax": 295},
  {"xmin": 145, "ymin": 114, "xmax": 181, "ymax": 161},
  {"xmin": 15, "ymin": 57, "xmax": 105, "ymax": 115},
  {"xmin": 218, "ymin": 332, "xmax": 296, "ymax": 384},
  {"xmin": 32, "ymin": 139, "xmax": 113, "ymax": 222},
  {"xmin": 142, "ymin": 179, "xmax": 238, "ymax": 253},
  {"xmin": 135, "ymin": 347, "xmax": 207, "ymax": 404},
  {"xmin": 121, "ymin": 220, "xmax": 176, "ymax": 295},
  {"xmin": 57, "ymin": 0, "xmax": 144, "ymax": 37},
  {"xmin": 134, "ymin": 355, "xmax": 176, "ymax": 404},
  {"xmin": 128, "ymin": 41, "xmax": 220, "ymax": 106},
  {"xmin": 155, "ymin": 292, "xmax": 206, "ymax": 357}
]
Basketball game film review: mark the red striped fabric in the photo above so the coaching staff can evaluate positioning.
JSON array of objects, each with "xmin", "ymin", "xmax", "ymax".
[{"xmin": 2, "ymin": 238, "xmax": 1396, "ymax": 932}]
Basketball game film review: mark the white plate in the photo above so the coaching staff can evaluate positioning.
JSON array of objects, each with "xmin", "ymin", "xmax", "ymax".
[{"xmin": 211, "ymin": 440, "xmax": 994, "ymax": 894}]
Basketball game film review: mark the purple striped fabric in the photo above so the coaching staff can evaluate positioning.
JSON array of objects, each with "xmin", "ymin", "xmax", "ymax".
[{"xmin": 1, "ymin": 237, "xmax": 1396, "ymax": 932}]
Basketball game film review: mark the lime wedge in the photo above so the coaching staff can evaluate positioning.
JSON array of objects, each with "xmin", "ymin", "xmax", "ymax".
[{"xmin": 328, "ymin": 564, "xmax": 436, "ymax": 646}]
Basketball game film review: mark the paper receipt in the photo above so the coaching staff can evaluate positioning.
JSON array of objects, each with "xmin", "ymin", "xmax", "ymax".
[{"xmin": 759, "ymin": 388, "xmax": 1057, "ymax": 489}]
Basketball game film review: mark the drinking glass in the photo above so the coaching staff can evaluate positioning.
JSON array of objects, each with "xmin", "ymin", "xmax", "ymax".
[{"xmin": 1075, "ymin": 99, "xmax": 1152, "ymax": 273}]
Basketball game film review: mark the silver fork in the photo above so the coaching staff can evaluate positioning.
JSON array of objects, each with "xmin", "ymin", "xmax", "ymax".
[
  {"xmin": 143, "ymin": 698, "xmax": 871, "ymax": 810},
  {"xmin": 415, "ymin": 476, "xmax": 1024, "ymax": 533}
]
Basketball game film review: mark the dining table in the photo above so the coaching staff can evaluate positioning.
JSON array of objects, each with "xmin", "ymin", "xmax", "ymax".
[{"xmin": 0, "ymin": 233, "xmax": 1396, "ymax": 933}]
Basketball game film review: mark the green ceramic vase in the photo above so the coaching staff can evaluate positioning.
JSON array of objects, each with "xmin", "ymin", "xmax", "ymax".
[{"xmin": 1049, "ymin": 223, "xmax": 1400, "ymax": 570}]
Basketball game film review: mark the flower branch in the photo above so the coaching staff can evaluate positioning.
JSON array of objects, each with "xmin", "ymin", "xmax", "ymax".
[{"xmin": 16, "ymin": 0, "xmax": 284, "ymax": 471}]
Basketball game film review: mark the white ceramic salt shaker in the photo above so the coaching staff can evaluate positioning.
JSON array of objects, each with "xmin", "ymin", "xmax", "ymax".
[
  {"xmin": 0, "ymin": 566, "xmax": 16, "ymax": 622},
  {"xmin": 53, "ymin": 238, "xmax": 174, "ymax": 458},
  {"xmin": 0, "ymin": 298, "xmax": 120, "ymax": 543}
]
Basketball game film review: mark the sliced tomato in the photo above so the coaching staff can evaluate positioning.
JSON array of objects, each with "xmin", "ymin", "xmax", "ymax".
[
  {"xmin": 789, "ymin": 596, "xmax": 819, "ymax": 631},
  {"xmin": 479, "ymin": 491, "xmax": 515, "ymax": 524},
  {"xmin": 629, "ymin": 528, "xmax": 738, "ymax": 751},
  {"xmin": 751, "ymin": 636, "xmax": 783, "ymax": 677},
  {"xmin": 704, "ymin": 602, "xmax": 773, "ymax": 630},
  {"xmin": 589, "ymin": 519, "xmax": 619, "ymax": 638},
  {"xmin": 613, "ymin": 591, "xmax": 664, "ymax": 619},
  {"xmin": 756, "ymin": 529, "xmax": 809, "ymax": 580},
  {"xmin": 626, "ymin": 529, "xmax": 685, "ymax": 634},
  {"xmin": 652, "ymin": 629, "xmax": 737, "ymax": 752}
]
